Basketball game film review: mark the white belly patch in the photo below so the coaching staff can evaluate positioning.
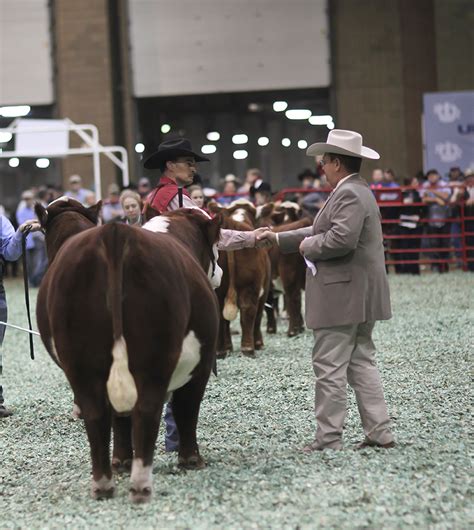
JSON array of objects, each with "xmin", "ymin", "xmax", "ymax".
[
  {"xmin": 142, "ymin": 217, "xmax": 170, "ymax": 233},
  {"xmin": 167, "ymin": 331, "xmax": 201, "ymax": 392}
]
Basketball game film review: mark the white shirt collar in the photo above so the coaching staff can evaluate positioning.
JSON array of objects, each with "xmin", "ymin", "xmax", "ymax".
[{"xmin": 335, "ymin": 173, "xmax": 357, "ymax": 190}]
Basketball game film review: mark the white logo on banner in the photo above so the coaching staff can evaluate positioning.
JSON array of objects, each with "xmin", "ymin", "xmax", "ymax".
[
  {"xmin": 435, "ymin": 142, "xmax": 463, "ymax": 162},
  {"xmin": 433, "ymin": 102, "xmax": 461, "ymax": 123}
]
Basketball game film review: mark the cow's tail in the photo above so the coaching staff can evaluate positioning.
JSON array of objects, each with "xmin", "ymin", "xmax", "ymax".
[
  {"xmin": 104, "ymin": 224, "xmax": 138, "ymax": 413},
  {"xmin": 223, "ymin": 250, "xmax": 238, "ymax": 321}
]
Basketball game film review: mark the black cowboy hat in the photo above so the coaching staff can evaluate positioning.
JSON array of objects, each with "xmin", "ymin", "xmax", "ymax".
[{"xmin": 143, "ymin": 137, "xmax": 209, "ymax": 170}]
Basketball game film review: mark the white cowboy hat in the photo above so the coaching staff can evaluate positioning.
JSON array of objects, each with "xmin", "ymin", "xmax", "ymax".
[{"xmin": 306, "ymin": 129, "xmax": 380, "ymax": 160}]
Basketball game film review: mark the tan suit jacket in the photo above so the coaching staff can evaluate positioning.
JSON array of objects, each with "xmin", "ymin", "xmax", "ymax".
[{"xmin": 278, "ymin": 174, "xmax": 391, "ymax": 329}]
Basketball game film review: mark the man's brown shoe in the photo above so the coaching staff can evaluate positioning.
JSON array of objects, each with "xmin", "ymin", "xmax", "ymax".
[
  {"xmin": 357, "ymin": 438, "xmax": 396, "ymax": 450},
  {"xmin": 301, "ymin": 441, "xmax": 324, "ymax": 454},
  {"xmin": 0, "ymin": 405, "xmax": 13, "ymax": 418}
]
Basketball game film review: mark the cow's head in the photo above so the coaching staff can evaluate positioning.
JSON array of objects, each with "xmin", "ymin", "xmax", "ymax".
[
  {"xmin": 227, "ymin": 199, "xmax": 257, "ymax": 227},
  {"xmin": 35, "ymin": 197, "xmax": 102, "ymax": 262}
]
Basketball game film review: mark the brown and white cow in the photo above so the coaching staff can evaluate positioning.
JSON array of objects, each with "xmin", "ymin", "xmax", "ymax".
[
  {"xmin": 257, "ymin": 201, "xmax": 312, "ymax": 337},
  {"xmin": 35, "ymin": 198, "xmax": 220, "ymax": 503},
  {"xmin": 209, "ymin": 200, "xmax": 271, "ymax": 358}
]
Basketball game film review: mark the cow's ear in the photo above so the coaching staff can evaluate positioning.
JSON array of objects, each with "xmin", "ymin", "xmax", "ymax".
[
  {"xmin": 88, "ymin": 201, "xmax": 102, "ymax": 224},
  {"xmin": 259, "ymin": 202, "xmax": 274, "ymax": 220},
  {"xmin": 206, "ymin": 200, "xmax": 222, "ymax": 214},
  {"xmin": 35, "ymin": 203, "xmax": 48, "ymax": 227},
  {"xmin": 142, "ymin": 202, "xmax": 160, "ymax": 222},
  {"xmin": 206, "ymin": 213, "xmax": 223, "ymax": 245}
]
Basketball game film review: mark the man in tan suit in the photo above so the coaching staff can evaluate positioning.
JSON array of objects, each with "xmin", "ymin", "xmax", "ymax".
[{"xmin": 257, "ymin": 129, "xmax": 395, "ymax": 451}]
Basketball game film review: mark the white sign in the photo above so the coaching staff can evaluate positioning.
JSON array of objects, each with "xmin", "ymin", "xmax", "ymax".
[{"xmin": 15, "ymin": 119, "xmax": 69, "ymax": 156}]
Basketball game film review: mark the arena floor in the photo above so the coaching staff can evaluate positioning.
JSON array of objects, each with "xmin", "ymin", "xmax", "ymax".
[{"xmin": 0, "ymin": 273, "xmax": 472, "ymax": 529}]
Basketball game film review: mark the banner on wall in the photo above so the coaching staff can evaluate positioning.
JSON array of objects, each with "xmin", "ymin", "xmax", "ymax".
[{"xmin": 423, "ymin": 91, "xmax": 474, "ymax": 177}]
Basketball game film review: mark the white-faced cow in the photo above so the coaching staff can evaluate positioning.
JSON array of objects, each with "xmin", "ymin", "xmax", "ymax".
[
  {"xmin": 35, "ymin": 198, "xmax": 220, "ymax": 503},
  {"xmin": 257, "ymin": 201, "xmax": 312, "ymax": 336},
  {"xmin": 208, "ymin": 199, "xmax": 271, "ymax": 358}
]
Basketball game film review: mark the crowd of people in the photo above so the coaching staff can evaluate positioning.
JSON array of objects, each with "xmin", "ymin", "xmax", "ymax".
[{"xmin": 1, "ymin": 163, "xmax": 473, "ymax": 284}]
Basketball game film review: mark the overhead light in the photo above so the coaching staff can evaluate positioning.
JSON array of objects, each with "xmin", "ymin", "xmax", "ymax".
[
  {"xmin": 248, "ymin": 103, "xmax": 262, "ymax": 112},
  {"xmin": 135, "ymin": 143, "xmax": 145, "ymax": 153},
  {"xmin": 281, "ymin": 138, "xmax": 291, "ymax": 147},
  {"xmin": 0, "ymin": 105, "xmax": 31, "ymax": 117},
  {"xmin": 201, "ymin": 144, "xmax": 217, "ymax": 154},
  {"xmin": 233, "ymin": 150, "xmax": 248, "ymax": 160},
  {"xmin": 232, "ymin": 134, "xmax": 248, "ymax": 145},
  {"xmin": 298, "ymin": 140, "xmax": 308, "ymax": 149},
  {"xmin": 309, "ymin": 115, "xmax": 333, "ymax": 125},
  {"xmin": 258, "ymin": 136, "xmax": 270, "ymax": 146},
  {"xmin": 161, "ymin": 124, "xmax": 171, "ymax": 133},
  {"xmin": 9, "ymin": 157, "xmax": 20, "ymax": 168},
  {"xmin": 36, "ymin": 158, "xmax": 50, "ymax": 168},
  {"xmin": 327, "ymin": 121, "xmax": 335, "ymax": 130},
  {"xmin": 207, "ymin": 131, "xmax": 220, "ymax": 141},
  {"xmin": 273, "ymin": 101, "xmax": 288, "ymax": 112},
  {"xmin": 0, "ymin": 132, "xmax": 13, "ymax": 143},
  {"xmin": 285, "ymin": 109, "xmax": 312, "ymax": 120}
]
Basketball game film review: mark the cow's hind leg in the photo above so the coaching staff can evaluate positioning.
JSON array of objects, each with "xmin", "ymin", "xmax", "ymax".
[
  {"xmin": 112, "ymin": 415, "xmax": 133, "ymax": 473},
  {"xmin": 77, "ymin": 392, "xmax": 114, "ymax": 500},
  {"xmin": 129, "ymin": 381, "xmax": 165, "ymax": 504},
  {"xmin": 172, "ymin": 373, "xmax": 209, "ymax": 470}
]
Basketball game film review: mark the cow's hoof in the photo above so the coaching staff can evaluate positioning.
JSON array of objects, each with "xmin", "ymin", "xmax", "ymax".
[
  {"xmin": 91, "ymin": 479, "xmax": 115, "ymax": 501},
  {"xmin": 112, "ymin": 457, "xmax": 132, "ymax": 474},
  {"xmin": 178, "ymin": 454, "xmax": 206, "ymax": 470},
  {"xmin": 255, "ymin": 340, "xmax": 264, "ymax": 350},
  {"xmin": 266, "ymin": 327, "xmax": 276, "ymax": 334},
  {"xmin": 130, "ymin": 486, "xmax": 152, "ymax": 504},
  {"xmin": 242, "ymin": 349, "xmax": 256, "ymax": 358},
  {"xmin": 216, "ymin": 350, "xmax": 228, "ymax": 359}
]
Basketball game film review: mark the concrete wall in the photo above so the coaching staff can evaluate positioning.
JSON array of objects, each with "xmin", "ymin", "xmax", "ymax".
[
  {"xmin": 53, "ymin": 0, "xmax": 118, "ymax": 194},
  {"xmin": 331, "ymin": 0, "xmax": 473, "ymax": 181}
]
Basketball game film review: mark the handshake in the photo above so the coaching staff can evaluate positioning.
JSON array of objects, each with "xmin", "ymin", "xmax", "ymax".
[{"xmin": 253, "ymin": 227, "xmax": 277, "ymax": 249}]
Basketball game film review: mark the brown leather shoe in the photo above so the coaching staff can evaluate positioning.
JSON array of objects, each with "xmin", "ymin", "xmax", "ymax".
[
  {"xmin": 357, "ymin": 438, "xmax": 396, "ymax": 450},
  {"xmin": 301, "ymin": 441, "xmax": 323, "ymax": 454},
  {"xmin": 0, "ymin": 405, "xmax": 13, "ymax": 418}
]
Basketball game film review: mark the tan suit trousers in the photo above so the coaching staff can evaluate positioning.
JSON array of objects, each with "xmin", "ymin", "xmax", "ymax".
[{"xmin": 312, "ymin": 321, "xmax": 393, "ymax": 449}]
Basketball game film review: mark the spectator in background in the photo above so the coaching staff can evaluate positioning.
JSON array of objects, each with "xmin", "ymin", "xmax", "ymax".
[
  {"xmin": 16, "ymin": 191, "xmax": 48, "ymax": 287},
  {"xmin": 188, "ymin": 185, "xmax": 205, "ymax": 209},
  {"xmin": 370, "ymin": 168, "xmax": 384, "ymax": 188},
  {"xmin": 137, "ymin": 177, "xmax": 152, "ymax": 199},
  {"xmin": 420, "ymin": 169, "xmax": 451, "ymax": 273},
  {"xmin": 65, "ymin": 175, "xmax": 93, "ymax": 206},
  {"xmin": 238, "ymin": 168, "xmax": 262, "ymax": 194},
  {"xmin": 447, "ymin": 167, "xmax": 465, "ymax": 266},
  {"xmin": 217, "ymin": 174, "xmax": 241, "ymax": 205},
  {"xmin": 462, "ymin": 170, "xmax": 474, "ymax": 271},
  {"xmin": 120, "ymin": 189, "xmax": 142, "ymax": 226},
  {"xmin": 251, "ymin": 181, "xmax": 272, "ymax": 206},
  {"xmin": 301, "ymin": 174, "xmax": 330, "ymax": 216},
  {"xmin": 102, "ymin": 183, "xmax": 124, "ymax": 223},
  {"xmin": 298, "ymin": 168, "xmax": 317, "ymax": 190},
  {"xmin": 393, "ymin": 176, "xmax": 425, "ymax": 274},
  {"xmin": 84, "ymin": 190, "xmax": 97, "ymax": 207}
]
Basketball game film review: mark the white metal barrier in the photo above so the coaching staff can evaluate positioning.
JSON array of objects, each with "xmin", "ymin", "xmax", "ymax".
[{"xmin": 0, "ymin": 118, "xmax": 129, "ymax": 200}]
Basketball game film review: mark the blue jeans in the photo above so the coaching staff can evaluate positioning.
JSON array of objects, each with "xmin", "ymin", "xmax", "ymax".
[{"xmin": 164, "ymin": 402, "xmax": 179, "ymax": 451}]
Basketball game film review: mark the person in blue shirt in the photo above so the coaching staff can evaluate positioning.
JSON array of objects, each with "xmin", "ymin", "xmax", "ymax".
[{"xmin": 0, "ymin": 214, "xmax": 41, "ymax": 417}]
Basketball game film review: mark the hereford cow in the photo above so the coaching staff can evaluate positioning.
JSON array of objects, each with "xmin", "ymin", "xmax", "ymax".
[
  {"xmin": 257, "ymin": 201, "xmax": 312, "ymax": 336},
  {"xmin": 35, "ymin": 198, "xmax": 220, "ymax": 503},
  {"xmin": 209, "ymin": 200, "xmax": 271, "ymax": 358}
]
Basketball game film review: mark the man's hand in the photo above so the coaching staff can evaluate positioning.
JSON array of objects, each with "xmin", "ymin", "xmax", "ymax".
[
  {"xmin": 19, "ymin": 219, "xmax": 42, "ymax": 233},
  {"xmin": 254, "ymin": 227, "xmax": 277, "ymax": 248}
]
